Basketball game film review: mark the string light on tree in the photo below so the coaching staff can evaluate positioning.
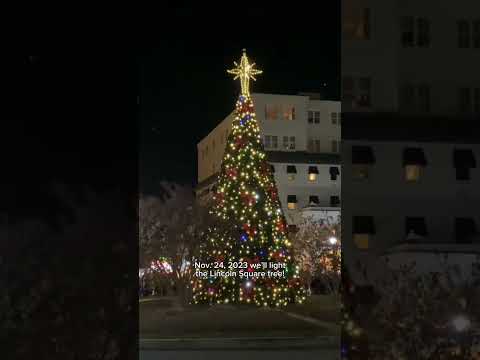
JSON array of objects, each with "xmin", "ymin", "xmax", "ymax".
[{"xmin": 192, "ymin": 50, "xmax": 306, "ymax": 306}]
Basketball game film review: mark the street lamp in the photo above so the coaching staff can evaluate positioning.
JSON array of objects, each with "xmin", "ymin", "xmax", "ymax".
[{"xmin": 328, "ymin": 236, "xmax": 338, "ymax": 245}]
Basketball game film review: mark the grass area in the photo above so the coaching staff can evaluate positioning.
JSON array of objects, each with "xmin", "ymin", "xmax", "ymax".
[
  {"xmin": 139, "ymin": 297, "xmax": 339, "ymax": 339},
  {"xmin": 285, "ymin": 295, "xmax": 341, "ymax": 323}
]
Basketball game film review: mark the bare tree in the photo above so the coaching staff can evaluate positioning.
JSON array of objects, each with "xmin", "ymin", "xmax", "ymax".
[
  {"xmin": 139, "ymin": 182, "xmax": 211, "ymax": 304},
  {"xmin": 293, "ymin": 216, "xmax": 341, "ymax": 298},
  {"xmin": 370, "ymin": 261, "xmax": 480, "ymax": 359}
]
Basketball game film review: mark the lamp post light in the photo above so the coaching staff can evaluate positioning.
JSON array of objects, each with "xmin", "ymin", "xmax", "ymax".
[{"xmin": 328, "ymin": 236, "xmax": 338, "ymax": 245}]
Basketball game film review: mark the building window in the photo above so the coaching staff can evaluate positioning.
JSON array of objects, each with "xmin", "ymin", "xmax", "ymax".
[
  {"xmin": 343, "ymin": 6, "xmax": 371, "ymax": 41},
  {"xmin": 283, "ymin": 106, "xmax": 295, "ymax": 120},
  {"xmin": 458, "ymin": 20, "xmax": 471, "ymax": 48},
  {"xmin": 283, "ymin": 136, "xmax": 295, "ymax": 150},
  {"xmin": 400, "ymin": 84, "xmax": 415, "ymax": 112},
  {"xmin": 363, "ymin": 8, "xmax": 371, "ymax": 40},
  {"xmin": 353, "ymin": 216, "xmax": 375, "ymax": 249},
  {"xmin": 287, "ymin": 195, "xmax": 297, "ymax": 210},
  {"xmin": 455, "ymin": 218, "xmax": 477, "ymax": 244},
  {"xmin": 332, "ymin": 140, "xmax": 339, "ymax": 153},
  {"xmin": 405, "ymin": 165, "xmax": 422, "ymax": 182},
  {"xmin": 342, "ymin": 77, "xmax": 355, "ymax": 107},
  {"xmin": 459, "ymin": 88, "xmax": 471, "ymax": 113},
  {"xmin": 315, "ymin": 139, "xmax": 321, "ymax": 153},
  {"xmin": 271, "ymin": 136, "xmax": 278, "ymax": 149},
  {"xmin": 331, "ymin": 112, "xmax": 338, "ymax": 124},
  {"xmin": 454, "ymin": 149, "xmax": 476, "ymax": 181},
  {"xmin": 330, "ymin": 166, "xmax": 340, "ymax": 181},
  {"xmin": 308, "ymin": 166, "xmax": 318, "ymax": 182},
  {"xmin": 401, "ymin": 16, "xmax": 415, "ymax": 47},
  {"xmin": 330, "ymin": 195, "xmax": 340, "ymax": 207},
  {"xmin": 270, "ymin": 165, "xmax": 275, "ymax": 173},
  {"xmin": 314, "ymin": 111, "xmax": 320, "ymax": 124},
  {"xmin": 417, "ymin": 18, "xmax": 430, "ymax": 47},
  {"xmin": 352, "ymin": 146, "xmax": 375, "ymax": 180},
  {"xmin": 287, "ymin": 165, "xmax": 297, "ymax": 181},
  {"xmin": 205, "ymin": 145, "xmax": 209, "ymax": 155},
  {"xmin": 309, "ymin": 195, "xmax": 319, "ymax": 206},
  {"xmin": 418, "ymin": 85, "xmax": 430, "ymax": 113},
  {"xmin": 459, "ymin": 87, "xmax": 480, "ymax": 114},
  {"xmin": 474, "ymin": 20, "xmax": 480, "ymax": 48},
  {"xmin": 307, "ymin": 138, "xmax": 314, "ymax": 152},
  {"xmin": 405, "ymin": 217, "xmax": 428, "ymax": 238},
  {"xmin": 401, "ymin": 16, "xmax": 430, "ymax": 48},
  {"xmin": 264, "ymin": 135, "xmax": 271, "ymax": 149},
  {"xmin": 475, "ymin": 88, "xmax": 480, "ymax": 113},
  {"xmin": 358, "ymin": 77, "xmax": 371, "ymax": 107},
  {"xmin": 308, "ymin": 111, "xmax": 314, "ymax": 124},
  {"xmin": 403, "ymin": 148, "xmax": 427, "ymax": 181},
  {"xmin": 265, "ymin": 104, "xmax": 279, "ymax": 120},
  {"xmin": 400, "ymin": 84, "xmax": 430, "ymax": 113}
]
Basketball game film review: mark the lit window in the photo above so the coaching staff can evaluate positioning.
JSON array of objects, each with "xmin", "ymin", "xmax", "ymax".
[
  {"xmin": 287, "ymin": 165, "xmax": 297, "ymax": 181},
  {"xmin": 405, "ymin": 165, "xmax": 421, "ymax": 181},
  {"xmin": 353, "ymin": 234, "xmax": 370, "ymax": 249},
  {"xmin": 308, "ymin": 166, "xmax": 318, "ymax": 182},
  {"xmin": 352, "ymin": 164, "xmax": 370, "ymax": 179},
  {"xmin": 343, "ymin": 7, "xmax": 371, "ymax": 40},
  {"xmin": 353, "ymin": 216, "xmax": 375, "ymax": 249},
  {"xmin": 403, "ymin": 148, "xmax": 427, "ymax": 181},
  {"xmin": 265, "ymin": 104, "xmax": 279, "ymax": 120},
  {"xmin": 287, "ymin": 195, "xmax": 297, "ymax": 210},
  {"xmin": 283, "ymin": 106, "xmax": 295, "ymax": 120}
]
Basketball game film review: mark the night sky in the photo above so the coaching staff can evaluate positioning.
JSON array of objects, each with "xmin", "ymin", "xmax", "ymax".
[{"xmin": 139, "ymin": 5, "xmax": 340, "ymax": 194}]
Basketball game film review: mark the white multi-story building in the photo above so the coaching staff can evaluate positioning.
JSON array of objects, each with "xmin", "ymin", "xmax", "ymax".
[
  {"xmin": 342, "ymin": 0, "xmax": 480, "ymax": 283},
  {"xmin": 197, "ymin": 92, "xmax": 341, "ymax": 227}
]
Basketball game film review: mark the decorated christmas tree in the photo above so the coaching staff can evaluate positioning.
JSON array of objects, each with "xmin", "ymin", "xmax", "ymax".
[{"xmin": 192, "ymin": 50, "xmax": 306, "ymax": 307}]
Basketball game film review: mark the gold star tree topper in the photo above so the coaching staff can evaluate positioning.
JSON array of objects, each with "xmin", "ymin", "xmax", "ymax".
[{"xmin": 227, "ymin": 49, "xmax": 263, "ymax": 96}]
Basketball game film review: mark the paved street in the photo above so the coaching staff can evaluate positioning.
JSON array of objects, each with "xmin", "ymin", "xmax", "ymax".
[
  {"xmin": 139, "ymin": 296, "xmax": 340, "ymax": 359},
  {"xmin": 140, "ymin": 349, "xmax": 340, "ymax": 360}
]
